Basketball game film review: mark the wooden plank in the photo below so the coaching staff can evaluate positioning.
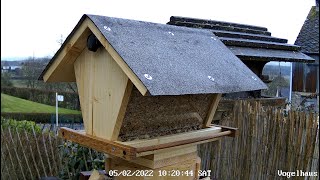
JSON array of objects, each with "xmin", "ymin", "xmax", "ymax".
[
  {"xmin": 204, "ymin": 93, "xmax": 222, "ymax": 127},
  {"xmin": 136, "ymin": 138, "xmax": 220, "ymax": 157},
  {"xmin": 195, "ymin": 156, "xmax": 201, "ymax": 180},
  {"xmin": 74, "ymin": 47, "xmax": 131, "ymax": 140},
  {"xmin": 115, "ymin": 146, "xmax": 197, "ymax": 169},
  {"xmin": 86, "ymin": 19, "xmax": 148, "ymax": 96},
  {"xmin": 109, "ymin": 155, "xmax": 199, "ymax": 180},
  {"xmin": 209, "ymin": 124, "xmax": 238, "ymax": 137},
  {"xmin": 59, "ymin": 126, "xmax": 230, "ymax": 159},
  {"xmin": 59, "ymin": 125, "xmax": 233, "ymax": 160},
  {"xmin": 131, "ymin": 152, "xmax": 198, "ymax": 169},
  {"xmin": 135, "ymin": 130, "xmax": 232, "ymax": 153},
  {"xmin": 59, "ymin": 127, "xmax": 136, "ymax": 160},
  {"xmin": 104, "ymin": 154, "xmax": 112, "ymax": 172},
  {"xmin": 90, "ymin": 47, "xmax": 129, "ymax": 140},
  {"xmin": 74, "ymin": 49, "xmax": 94, "ymax": 135},
  {"xmin": 43, "ymin": 18, "xmax": 92, "ymax": 82},
  {"xmin": 153, "ymin": 146, "xmax": 197, "ymax": 161},
  {"xmin": 112, "ymin": 81, "xmax": 133, "ymax": 140},
  {"xmin": 118, "ymin": 126, "xmax": 222, "ymax": 148}
]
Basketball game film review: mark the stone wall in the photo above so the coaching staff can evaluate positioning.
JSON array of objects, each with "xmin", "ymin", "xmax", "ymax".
[{"xmin": 291, "ymin": 91, "xmax": 319, "ymax": 112}]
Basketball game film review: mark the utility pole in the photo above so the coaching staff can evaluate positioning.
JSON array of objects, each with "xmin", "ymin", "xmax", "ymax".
[{"xmin": 56, "ymin": 92, "xmax": 58, "ymax": 127}]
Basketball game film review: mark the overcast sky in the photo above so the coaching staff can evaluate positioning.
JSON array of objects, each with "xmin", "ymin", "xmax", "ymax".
[{"xmin": 1, "ymin": 0, "xmax": 316, "ymax": 60}]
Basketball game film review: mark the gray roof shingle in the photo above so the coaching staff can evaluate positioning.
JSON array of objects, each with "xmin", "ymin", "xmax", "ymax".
[
  {"xmin": 87, "ymin": 14, "xmax": 267, "ymax": 95},
  {"xmin": 294, "ymin": 6, "xmax": 319, "ymax": 53},
  {"xmin": 168, "ymin": 16, "xmax": 314, "ymax": 62}
]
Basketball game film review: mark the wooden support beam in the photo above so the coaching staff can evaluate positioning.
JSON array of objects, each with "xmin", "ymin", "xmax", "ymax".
[
  {"xmin": 118, "ymin": 126, "xmax": 222, "ymax": 149},
  {"xmin": 109, "ymin": 155, "xmax": 200, "ymax": 180},
  {"xmin": 135, "ymin": 130, "xmax": 232, "ymax": 153},
  {"xmin": 59, "ymin": 127, "xmax": 136, "ymax": 160},
  {"xmin": 204, "ymin": 93, "xmax": 222, "ymax": 127},
  {"xmin": 59, "ymin": 125, "xmax": 236, "ymax": 160},
  {"xmin": 112, "ymin": 81, "xmax": 133, "ymax": 140},
  {"xmin": 135, "ymin": 138, "xmax": 221, "ymax": 157},
  {"xmin": 43, "ymin": 19, "xmax": 92, "ymax": 82},
  {"xmin": 209, "ymin": 124, "xmax": 238, "ymax": 137},
  {"xmin": 114, "ymin": 146, "xmax": 198, "ymax": 169}
]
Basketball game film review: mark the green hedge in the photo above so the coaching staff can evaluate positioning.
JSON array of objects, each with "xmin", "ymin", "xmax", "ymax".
[
  {"xmin": 1, "ymin": 112, "xmax": 83, "ymax": 124},
  {"xmin": 1, "ymin": 117, "xmax": 41, "ymax": 133},
  {"xmin": 1, "ymin": 86, "xmax": 80, "ymax": 110}
]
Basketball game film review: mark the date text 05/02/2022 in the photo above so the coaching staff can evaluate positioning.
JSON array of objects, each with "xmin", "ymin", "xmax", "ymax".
[{"xmin": 108, "ymin": 170, "xmax": 212, "ymax": 177}]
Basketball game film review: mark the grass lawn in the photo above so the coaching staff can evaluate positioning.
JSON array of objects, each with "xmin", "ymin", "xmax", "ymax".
[{"xmin": 1, "ymin": 93, "xmax": 81, "ymax": 114}]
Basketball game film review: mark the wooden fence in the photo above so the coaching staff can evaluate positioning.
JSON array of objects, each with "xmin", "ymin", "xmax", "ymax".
[
  {"xmin": 1, "ymin": 125, "xmax": 62, "ymax": 180},
  {"xmin": 199, "ymin": 101, "xmax": 319, "ymax": 180},
  {"xmin": 1, "ymin": 100, "xmax": 319, "ymax": 179},
  {"xmin": 0, "ymin": 123, "xmax": 103, "ymax": 180}
]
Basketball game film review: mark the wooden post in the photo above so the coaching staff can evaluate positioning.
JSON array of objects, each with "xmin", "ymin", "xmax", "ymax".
[{"xmin": 107, "ymin": 147, "xmax": 201, "ymax": 180}]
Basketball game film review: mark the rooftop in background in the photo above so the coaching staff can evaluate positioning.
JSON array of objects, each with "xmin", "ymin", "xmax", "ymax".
[
  {"xmin": 168, "ymin": 16, "xmax": 314, "ymax": 63},
  {"xmin": 294, "ymin": 6, "xmax": 319, "ymax": 53}
]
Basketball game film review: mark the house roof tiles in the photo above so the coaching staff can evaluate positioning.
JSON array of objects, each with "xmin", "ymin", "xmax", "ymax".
[
  {"xmin": 168, "ymin": 16, "xmax": 314, "ymax": 63},
  {"xmin": 294, "ymin": 6, "xmax": 319, "ymax": 53}
]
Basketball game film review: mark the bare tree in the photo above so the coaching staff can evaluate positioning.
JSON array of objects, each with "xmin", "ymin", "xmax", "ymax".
[
  {"xmin": 55, "ymin": 34, "xmax": 78, "ymax": 94},
  {"xmin": 56, "ymin": 34, "xmax": 65, "ymax": 46},
  {"xmin": 21, "ymin": 57, "xmax": 47, "ymax": 88}
]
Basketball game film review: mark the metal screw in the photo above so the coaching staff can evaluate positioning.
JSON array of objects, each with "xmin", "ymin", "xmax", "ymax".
[
  {"xmin": 168, "ymin": 32, "xmax": 174, "ymax": 36},
  {"xmin": 208, "ymin": 76, "xmax": 215, "ymax": 82},
  {"xmin": 251, "ymin": 76, "xmax": 257, "ymax": 81},
  {"xmin": 144, "ymin": 74, "xmax": 152, "ymax": 80},
  {"xmin": 104, "ymin": 26, "xmax": 111, "ymax": 31}
]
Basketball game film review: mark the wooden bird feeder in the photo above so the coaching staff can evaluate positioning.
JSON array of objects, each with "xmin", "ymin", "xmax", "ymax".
[{"xmin": 40, "ymin": 14, "xmax": 267, "ymax": 179}]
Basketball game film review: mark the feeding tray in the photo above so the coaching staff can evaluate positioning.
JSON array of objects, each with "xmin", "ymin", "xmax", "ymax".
[
  {"xmin": 40, "ymin": 14, "xmax": 266, "ymax": 178},
  {"xmin": 59, "ymin": 125, "xmax": 236, "ymax": 161}
]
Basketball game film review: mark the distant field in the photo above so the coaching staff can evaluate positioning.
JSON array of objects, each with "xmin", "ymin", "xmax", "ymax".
[
  {"xmin": 10, "ymin": 79, "xmax": 28, "ymax": 88},
  {"xmin": 1, "ymin": 93, "xmax": 81, "ymax": 114}
]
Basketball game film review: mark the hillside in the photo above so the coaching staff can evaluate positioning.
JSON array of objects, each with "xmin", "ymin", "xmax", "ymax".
[
  {"xmin": 262, "ymin": 64, "xmax": 291, "ymax": 77},
  {"xmin": 1, "ymin": 93, "xmax": 81, "ymax": 114}
]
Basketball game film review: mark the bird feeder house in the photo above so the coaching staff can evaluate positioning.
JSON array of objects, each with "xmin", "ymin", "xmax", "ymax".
[{"xmin": 40, "ymin": 14, "xmax": 267, "ymax": 179}]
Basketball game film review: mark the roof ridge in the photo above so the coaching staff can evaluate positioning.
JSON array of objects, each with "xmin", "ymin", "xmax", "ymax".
[
  {"xmin": 169, "ymin": 16, "xmax": 268, "ymax": 32},
  {"xmin": 168, "ymin": 21, "xmax": 271, "ymax": 36}
]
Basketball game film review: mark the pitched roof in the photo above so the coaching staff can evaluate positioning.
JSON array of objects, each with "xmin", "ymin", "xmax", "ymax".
[
  {"xmin": 294, "ymin": 6, "xmax": 319, "ymax": 53},
  {"xmin": 168, "ymin": 16, "xmax": 314, "ymax": 62},
  {"xmin": 40, "ymin": 14, "xmax": 267, "ymax": 96}
]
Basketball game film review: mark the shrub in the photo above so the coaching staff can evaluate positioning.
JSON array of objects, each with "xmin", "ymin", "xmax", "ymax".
[
  {"xmin": 1, "ymin": 112, "xmax": 83, "ymax": 124},
  {"xmin": 1, "ymin": 117, "xmax": 41, "ymax": 133},
  {"xmin": 58, "ymin": 141, "xmax": 105, "ymax": 179}
]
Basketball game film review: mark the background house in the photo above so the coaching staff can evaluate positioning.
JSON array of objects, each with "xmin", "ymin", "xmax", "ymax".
[
  {"xmin": 167, "ymin": 15, "xmax": 313, "ymax": 101},
  {"xmin": 292, "ymin": 3, "xmax": 319, "ymax": 111},
  {"xmin": 1, "ymin": 60, "xmax": 22, "ymax": 73}
]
